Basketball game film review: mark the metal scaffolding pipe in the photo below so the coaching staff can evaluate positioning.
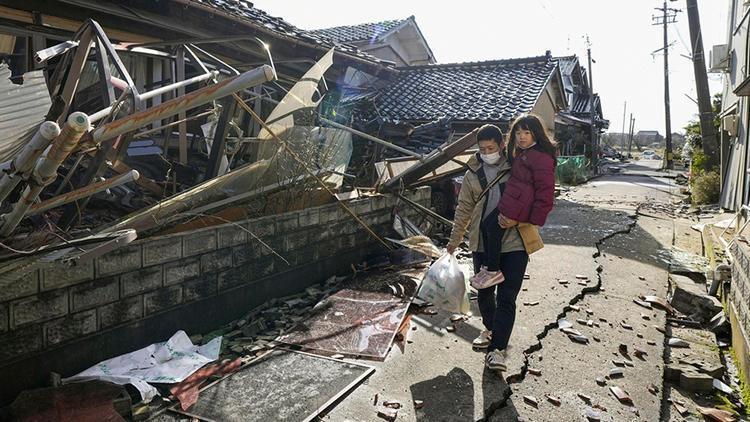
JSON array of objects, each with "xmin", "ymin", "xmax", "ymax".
[
  {"xmin": 0, "ymin": 113, "xmax": 90, "ymax": 237},
  {"xmin": 0, "ymin": 121, "xmax": 61, "ymax": 205},
  {"xmin": 320, "ymin": 118, "xmax": 423, "ymax": 159},
  {"xmin": 91, "ymin": 65, "xmax": 275, "ymax": 144},
  {"xmin": 137, "ymin": 70, "xmax": 219, "ymax": 102},
  {"xmin": 28, "ymin": 170, "xmax": 139, "ymax": 216}
]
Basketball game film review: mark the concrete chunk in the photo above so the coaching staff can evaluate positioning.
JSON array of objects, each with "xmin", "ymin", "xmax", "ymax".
[{"xmin": 680, "ymin": 371, "xmax": 713, "ymax": 392}]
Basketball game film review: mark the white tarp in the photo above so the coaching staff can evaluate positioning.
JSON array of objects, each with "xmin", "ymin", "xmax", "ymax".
[{"xmin": 63, "ymin": 330, "xmax": 221, "ymax": 402}]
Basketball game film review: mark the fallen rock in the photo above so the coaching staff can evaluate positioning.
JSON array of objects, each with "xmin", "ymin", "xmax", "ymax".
[
  {"xmin": 596, "ymin": 376, "xmax": 606, "ymax": 386},
  {"xmin": 383, "ymin": 400, "xmax": 401, "ymax": 409},
  {"xmin": 669, "ymin": 274, "xmax": 722, "ymax": 322},
  {"xmin": 527, "ymin": 368, "xmax": 541, "ymax": 376},
  {"xmin": 609, "ymin": 368, "xmax": 624, "ymax": 378},
  {"xmin": 546, "ymin": 395, "xmax": 561, "ymax": 406},
  {"xmin": 377, "ymin": 407, "xmax": 398, "ymax": 421},
  {"xmin": 709, "ymin": 312, "xmax": 730, "ymax": 334},
  {"xmin": 713, "ymin": 378, "xmax": 733, "ymax": 394},
  {"xmin": 413, "ymin": 399, "xmax": 424, "ymax": 409},
  {"xmin": 523, "ymin": 395, "xmax": 538, "ymax": 407},
  {"xmin": 609, "ymin": 386, "xmax": 632, "ymax": 405},
  {"xmin": 696, "ymin": 406, "xmax": 738, "ymax": 422},
  {"xmin": 668, "ymin": 338, "xmax": 690, "ymax": 348},
  {"xmin": 585, "ymin": 407, "xmax": 602, "ymax": 421},
  {"xmin": 680, "ymin": 371, "xmax": 713, "ymax": 392}
]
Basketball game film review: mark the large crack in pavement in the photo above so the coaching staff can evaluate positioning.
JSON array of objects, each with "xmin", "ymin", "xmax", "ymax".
[{"xmin": 483, "ymin": 209, "xmax": 640, "ymax": 421}]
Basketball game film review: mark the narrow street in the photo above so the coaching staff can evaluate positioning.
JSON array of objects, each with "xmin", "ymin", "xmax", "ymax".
[{"xmin": 323, "ymin": 160, "xmax": 691, "ymax": 421}]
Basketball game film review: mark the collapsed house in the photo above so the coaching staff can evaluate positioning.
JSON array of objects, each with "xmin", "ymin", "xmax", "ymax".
[{"xmin": 0, "ymin": 1, "xmax": 444, "ymax": 408}]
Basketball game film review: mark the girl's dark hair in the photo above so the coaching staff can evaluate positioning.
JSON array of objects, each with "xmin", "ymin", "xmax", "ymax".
[{"xmin": 506, "ymin": 113, "xmax": 558, "ymax": 165}]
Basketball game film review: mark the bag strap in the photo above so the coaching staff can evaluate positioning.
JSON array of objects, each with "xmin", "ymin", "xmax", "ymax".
[{"xmin": 477, "ymin": 168, "xmax": 509, "ymax": 202}]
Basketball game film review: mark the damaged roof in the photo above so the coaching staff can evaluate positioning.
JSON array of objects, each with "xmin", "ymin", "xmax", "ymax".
[
  {"xmin": 181, "ymin": 0, "xmax": 395, "ymax": 67},
  {"xmin": 309, "ymin": 17, "xmax": 410, "ymax": 44},
  {"xmin": 372, "ymin": 54, "xmax": 560, "ymax": 123}
]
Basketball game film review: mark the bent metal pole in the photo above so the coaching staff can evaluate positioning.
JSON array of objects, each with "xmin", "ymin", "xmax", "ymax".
[
  {"xmin": 0, "ymin": 112, "xmax": 90, "ymax": 236},
  {"xmin": 28, "ymin": 170, "xmax": 139, "ymax": 216},
  {"xmin": 90, "ymin": 65, "xmax": 276, "ymax": 144},
  {"xmin": 0, "ymin": 121, "xmax": 61, "ymax": 205}
]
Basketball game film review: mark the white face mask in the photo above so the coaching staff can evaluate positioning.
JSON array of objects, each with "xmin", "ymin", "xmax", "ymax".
[{"xmin": 480, "ymin": 152, "xmax": 501, "ymax": 165}]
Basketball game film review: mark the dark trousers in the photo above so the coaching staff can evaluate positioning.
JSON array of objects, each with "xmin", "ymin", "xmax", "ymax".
[
  {"xmin": 473, "ymin": 250, "xmax": 529, "ymax": 352},
  {"xmin": 480, "ymin": 208, "xmax": 504, "ymax": 272}
]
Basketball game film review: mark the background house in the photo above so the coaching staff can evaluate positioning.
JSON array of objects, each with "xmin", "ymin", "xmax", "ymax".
[
  {"xmin": 310, "ymin": 16, "xmax": 436, "ymax": 67},
  {"xmin": 554, "ymin": 55, "xmax": 608, "ymax": 158}
]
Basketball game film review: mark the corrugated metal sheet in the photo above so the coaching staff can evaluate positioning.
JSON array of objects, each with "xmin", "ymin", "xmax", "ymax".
[{"xmin": 0, "ymin": 64, "xmax": 52, "ymax": 163}]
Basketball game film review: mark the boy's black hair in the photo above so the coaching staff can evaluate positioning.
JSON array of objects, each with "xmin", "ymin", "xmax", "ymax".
[{"xmin": 476, "ymin": 124, "xmax": 503, "ymax": 145}]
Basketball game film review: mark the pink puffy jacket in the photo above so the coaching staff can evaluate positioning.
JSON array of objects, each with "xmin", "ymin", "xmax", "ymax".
[{"xmin": 497, "ymin": 146, "xmax": 556, "ymax": 226}]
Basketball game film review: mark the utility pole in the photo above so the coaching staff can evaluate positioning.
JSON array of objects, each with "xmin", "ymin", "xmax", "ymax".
[
  {"xmin": 621, "ymin": 101, "xmax": 627, "ymax": 152},
  {"xmin": 685, "ymin": 0, "xmax": 719, "ymax": 169},
  {"xmin": 586, "ymin": 36, "xmax": 598, "ymax": 173},
  {"xmin": 653, "ymin": 1, "xmax": 680, "ymax": 169},
  {"xmin": 627, "ymin": 114, "xmax": 635, "ymax": 154}
]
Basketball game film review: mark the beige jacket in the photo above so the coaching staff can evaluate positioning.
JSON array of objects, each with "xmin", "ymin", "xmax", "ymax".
[{"xmin": 448, "ymin": 153, "xmax": 544, "ymax": 255}]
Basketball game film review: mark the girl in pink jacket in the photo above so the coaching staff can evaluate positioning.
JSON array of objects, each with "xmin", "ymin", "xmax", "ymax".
[{"xmin": 471, "ymin": 114, "xmax": 557, "ymax": 289}]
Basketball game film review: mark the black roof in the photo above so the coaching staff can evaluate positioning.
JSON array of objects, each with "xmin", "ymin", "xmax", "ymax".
[
  {"xmin": 185, "ymin": 0, "xmax": 394, "ymax": 67},
  {"xmin": 372, "ymin": 54, "xmax": 559, "ymax": 123},
  {"xmin": 310, "ymin": 17, "xmax": 410, "ymax": 44}
]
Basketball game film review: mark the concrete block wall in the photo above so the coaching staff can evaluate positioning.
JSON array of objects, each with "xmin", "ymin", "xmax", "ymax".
[
  {"xmin": 0, "ymin": 187, "xmax": 431, "ymax": 403},
  {"xmin": 728, "ymin": 242, "xmax": 750, "ymax": 392}
]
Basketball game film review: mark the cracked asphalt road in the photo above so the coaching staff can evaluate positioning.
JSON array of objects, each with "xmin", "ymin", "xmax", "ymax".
[{"xmin": 323, "ymin": 161, "xmax": 685, "ymax": 422}]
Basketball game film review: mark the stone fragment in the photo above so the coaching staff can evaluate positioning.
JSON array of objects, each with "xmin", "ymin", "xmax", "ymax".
[
  {"xmin": 523, "ymin": 301, "xmax": 539, "ymax": 306},
  {"xmin": 578, "ymin": 281, "xmax": 588, "ymax": 286},
  {"xmin": 648, "ymin": 384, "xmax": 659, "ymax": 395},
  {"xmin": 527, "ymin": 368, "xmax": 541, "ymax": 376},
  {"xmin": 546, "ymin": 395, "xmax": 561, "ymax": 406},
  {"xmin": 668, "ymin": 338, "xmax": 689, "ymax": 348},
  {"xmin": 641, "ymin": 313, "xmax": 650, "ymax": 320},
  {"xmin": 557, "ymin": 319, "xmax": 573, "ymax": 329},
  {"xmin": 641, "ymin": 295, "xmax": 675, "ymax": 314},
  {"xmin": 618, "ymin": 344, "xmax": 628, "ymax": 355},
  {"xmin": 696, "ymin": 406, "xmax": 738, "ymax": 422},
  {"xmin": 450, "ymin": 314, "xmax": 465, "ymax": 323},
  {"xmin": 672, "ymin": 400, "xmax": 688, "ymax": 416},
  {"xmin": 570, "ymin": 305, "xmax": 580, "ymax": 311},
  {"xmin": 413, "ymin": 400, "xmax": 424, "ymax": 409},
  {"xmin": 331, "ymin": 354, "xmax": 345, "ymax": 359},
  {"xmin": 598, "ymin": 317, "xmax": 607, "ymax": 323},
  {"xmin": 712, "ymin": 379, "xmax": 733, "ymax": 394},
  {"xmin": 586, "ymin": 309, "xmax": 594, "ymax": 315},
  {"xmin": 374, "ymin": 393, "xmax": 378, "ymax": 405},
  {"xmin": 709, "ymin": 312, "xmax": 730, "ymax": 334},
  {"xmin": 561, "ymin": 327, "xmax": 582, "ymax": 336},
  {"xmin": 377, "ymin": 407, "xmax": 398, "ymax": 421},
  {"xmin": 569, "ymin": 334, "xmax": 589, "ymax": 344},
  {"xmin": 575, "ymin": 274, "xmax": 588, "ymax": 279},
  {"xmin": 647, "ymin": 340, "xmax": 656, "ymax": 345},
  {"xmin": 609, "ymin": 368, "xmax": 624, "ymax": 378},
  {"xmin": 577, "ymin": 393, "xmax": 592, "ymax": 403},
  {"xmin": 596, "ymin": 376, "xmax": 606, "ymax": 386},
  {"xmin": 633, "ymin": 347, "xmax": 647, "ymax": 358},
  {"xmin": 446, "ymin": 326, "xmax": 455, "ymax": 333},
  {"xmin": 609, "ymin": 386, "xmax": 632, "ymax": 404},
  {"xmin": 593, "ymin": 336, "xmax": 601, "ymax": 342},
  {"xmin": 585, "ymin": 407, "xmax": 602, "ymax": 421},
  {"xmin": 576, "ymin": 318, "xmax": 588, "ymax": 325},
  {"xmin": 612, "ymin": 360, "xmax": 626, "ymax": 367},
  {"xmin": 638, "ymin": 276, "xmax": 646, "ymax": 280},
  {"xmin": 680, "ymin": 371, "xmax": 713, "ymax": 392},
  {"xmin": 587, "ymin": 320, "xmax": 594, "ymax": 327},
  {"xmin": 421, "ymin": 308, "xmax": 437, "ymax": 315},
  {"xmin": 384, "ymin": 400, "xmax": 401, "ymax": 409},
  {"xmin": 523, "ymin": 273, "xmax": 530, "ymax": 279},
  {"xmin": 558, "ymin": 279, "xmax": 569, "ymax": 284},
  {"xmin": 620, "ymin": 321, "xmax": 633, "ymax": 330},
  {"xmin": 523, "ymin": 395, "xmax": 538, "ymax": 407}
]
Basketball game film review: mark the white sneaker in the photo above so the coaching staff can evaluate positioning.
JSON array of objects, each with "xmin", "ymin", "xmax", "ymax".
[
  {"xmin": 472, "ymin": 330, "xmax": 492, "ymax": 349},
  {"xmin": 485, "ymin": 349, "xmax": 507, "ymax": 371}
]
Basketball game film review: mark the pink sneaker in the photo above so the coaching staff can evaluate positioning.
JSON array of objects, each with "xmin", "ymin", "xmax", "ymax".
[{"xmin": 471, "ymin": 269, "xmax": 505, "ymax": 290}]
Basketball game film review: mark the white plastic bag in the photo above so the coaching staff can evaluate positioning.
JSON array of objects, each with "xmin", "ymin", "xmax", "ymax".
[{"xmin": 417, "ymin": 253, "xmax": 470, "ymax": 314}]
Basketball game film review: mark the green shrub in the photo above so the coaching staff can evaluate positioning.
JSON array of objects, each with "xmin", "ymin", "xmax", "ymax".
[{"xmin": 692, "ymin": 170, "xmax": 720, "ymax": 204}]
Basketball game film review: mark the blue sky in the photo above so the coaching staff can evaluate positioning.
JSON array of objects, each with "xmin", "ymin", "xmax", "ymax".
[{"xmin": 255, "ymin": 0, "xmax": 728, "ymax": 135}]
